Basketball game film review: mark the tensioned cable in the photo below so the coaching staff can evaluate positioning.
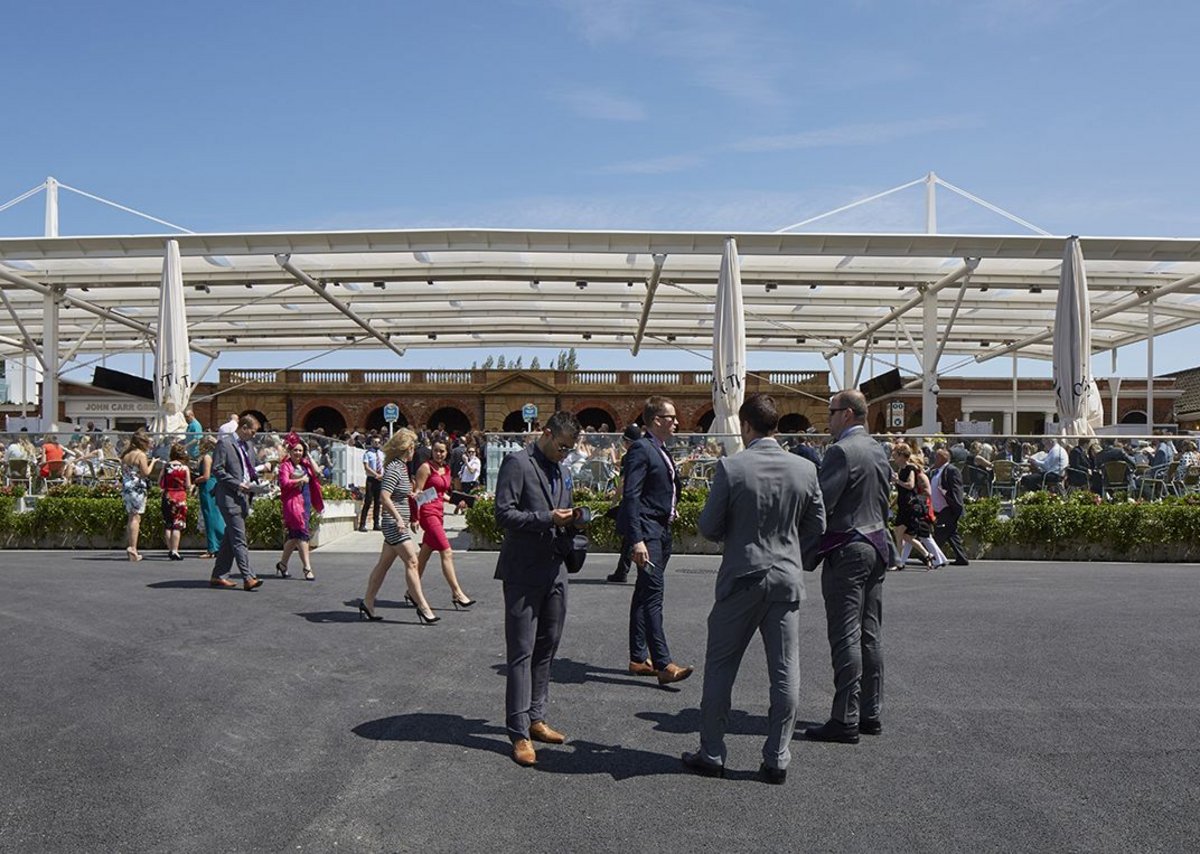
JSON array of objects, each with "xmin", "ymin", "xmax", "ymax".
[
  {"xmin": 642, "ymin": 334, "xmax": 829, "ymax": 403},
  {"xmin": 0, "ymin": 183, "xmax": 47, "ymax": 216},
  {"xmin": 56, "ymin": 182, "xmax": 194, "ymax": 233}
]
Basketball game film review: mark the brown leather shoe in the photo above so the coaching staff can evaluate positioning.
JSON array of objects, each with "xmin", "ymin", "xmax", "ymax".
[
  {"xmin": 529, "ymin": 721, "xmax": 566, "ymax": 744},
  {"xmin": 243, "ymin": 577, "xmax": 263, "ymax": 591},
  {"xmin": 512, "ymin": 738, "xmax": 536, "ymax": 767},
  {"xmin": 656, "ymin": 663, "xmax": 694, "ymax": 686},
  {"xmin": 628, "ymin": 659, "xmax": 656, "ymax": 677},
  {"xmin": 209, "ymin": 577, "xmax": 237, "ymax": 589}
]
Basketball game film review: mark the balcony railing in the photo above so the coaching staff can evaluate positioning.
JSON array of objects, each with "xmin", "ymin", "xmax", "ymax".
[{"xmin": 219, "ymin": 368, "xmax": 827, "ymax": 388}]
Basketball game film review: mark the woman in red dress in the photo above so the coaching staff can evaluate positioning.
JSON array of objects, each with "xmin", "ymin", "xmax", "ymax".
[
  {"xmin": 413, "ymin": 440, "xmax": 474, "ymax": 608},
  {"xmin": 160, "ymin": 442, "xmax": 192, "ymax": 561}
]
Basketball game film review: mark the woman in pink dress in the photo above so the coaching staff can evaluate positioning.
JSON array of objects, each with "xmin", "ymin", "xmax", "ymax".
[
  {"xmin": 159, "ymin": 442, "xmax": 191, "ymax": 561},
  {"xmin": 276, "ymin": 435, "xmax": 325, "ymax": 580},
  {"xmin": 413, "ymin": 439, "xmax": 474, "ymax": 608}
]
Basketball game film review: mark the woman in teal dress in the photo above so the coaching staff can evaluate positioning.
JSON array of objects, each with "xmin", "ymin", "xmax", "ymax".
[{"xmin": 194, "ymin": 436, "xmax": 225, "ymax": 558}]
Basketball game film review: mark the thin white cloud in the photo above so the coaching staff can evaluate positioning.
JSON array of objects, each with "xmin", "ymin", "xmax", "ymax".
[
  {"xmin": 732, "ymin": 116, "xmax": 981, "ymax": 153},
  {"xmin": 557, "ymin": 88, "xmax": 647, "ymax": 122}
]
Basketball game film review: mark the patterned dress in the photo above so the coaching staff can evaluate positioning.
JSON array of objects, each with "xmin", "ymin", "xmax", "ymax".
[
  {"xmin": 121, "ymin": 460, "xmax": 148, "ymax": 515},
  {"xmin": 160, "ymin": 461, "xmax": 189, "ymax": 530}
]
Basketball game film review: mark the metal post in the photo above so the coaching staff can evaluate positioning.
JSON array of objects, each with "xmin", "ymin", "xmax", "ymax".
[
  {"xmin": 42, "ymin": 292, "xmax": 58, "ymax": 429},
  {"xmin": 843, "ymin": 347, "xmax": 854, "ymax": 391},
  {"xmin": 925, "ymin": 171, "xmax": 937, "ymax": 235},
  {"xmin": 921, "ymin": 289, "xmax": 938, "ymax": 434},
  {"xmin": 1146, "ymin": 302, "xmax": 1155, "ymax": 430},
  {"xmin": 44, "ymin": 177, "xmax": 59, "ymax": 238},
  {"xmin": 1012, "ymin": 350, "xmax": 1019, "ymax": 436},
  {"xmin": 1109, "ymin": 376, "xmax": 1122, "ymax": 426}
]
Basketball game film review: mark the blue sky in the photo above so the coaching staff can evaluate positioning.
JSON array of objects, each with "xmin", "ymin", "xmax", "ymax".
[{"xmin": 2, "ymin": 0, "xmax": 1197, "ymax": 383}]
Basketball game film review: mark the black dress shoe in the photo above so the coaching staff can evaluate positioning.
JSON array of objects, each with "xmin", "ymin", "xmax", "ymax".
[
  {"xmin": 859, "ymin": 718, "xmax": 882, "ymax": 736},
  {"xmin": 606, "ymin": 571, "xmax": 628, "ymax": 582},
  {"xmin": 680, "ymin": 751, "xmax": 725, "ymax": 778},
  {"xmin": 759, "ymin": 763, "xmax": 787, "ymax": 785},
  {"xmin": 952, "ymin": 559, "xmax": 970, "ymax": 566},
  {"xmin": 803, "ymin": 720, "xmax": 860, "ymax": 744}
]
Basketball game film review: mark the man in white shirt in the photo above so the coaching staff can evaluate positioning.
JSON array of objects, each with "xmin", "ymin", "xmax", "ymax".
[
  {"xmin": 1021, "ymin": 438, "xmax": 1067, "ymax": 493},
  {"xmin": 218, "ymin": 413, "xmax": 239, "ymax": 435},
  {"xmin": 358, "ymin": 436, "xmax": 384, "ymax": 531}
]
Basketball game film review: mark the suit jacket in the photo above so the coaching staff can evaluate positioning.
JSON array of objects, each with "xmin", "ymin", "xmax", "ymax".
[
  {"xmin": 211, "ymin": 432, "xmax": 257, "ymax": 511},
  {"xmin": 818, "ymin": 426, "xmax": 892, "ymax": 537},
  {"xmin": 698, "ymin": 438, "xmax": 825, "ymax": 602},
  {"xmin": 493, "ymin": 446, "xmax": 572, "ymax": 587},
  {"xmin": 936, "ymin": 463, "xmax": 965, "ymax": 512},
  {"xmin": 616, "ymin": 437, "xmax": 682, "ymax": 544}
]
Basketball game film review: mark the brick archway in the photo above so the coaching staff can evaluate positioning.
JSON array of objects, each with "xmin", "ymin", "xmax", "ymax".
[
  {"xmin": 361, "ymin": 397, "xmax": 413, "ymax": 431},
  {"xmin": 296, "ymin": 398, "xmax": 350, "ymax": 435}
]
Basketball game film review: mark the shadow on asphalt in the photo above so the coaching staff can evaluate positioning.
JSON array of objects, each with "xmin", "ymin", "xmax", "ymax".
[
  {"xmin": 145, "ymin": 579, "xmax": 215, "ymax": 589},
  {"xmin": 296, "ymin": 609, "xmax": 428, "ymax": 625},
  {"xmin": 353, "ymin": 713, "xmax": 687, "ymax": 779},
  {"xmin": 637, "ymin": 707, "xmax": 768, "ymax": 737},
  {"xmin": 486, "ymin": 657, "xmax": 670, "ymax": 691}
]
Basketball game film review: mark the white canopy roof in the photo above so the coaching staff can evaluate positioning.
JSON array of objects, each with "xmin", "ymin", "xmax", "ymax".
[{"xmin": 1, "ymin": 228, "xmax": 1197, "ymax": 365}]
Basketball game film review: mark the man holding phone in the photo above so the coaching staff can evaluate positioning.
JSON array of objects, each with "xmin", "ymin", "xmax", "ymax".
[
  {"xmin": 617, "ymin": 396, "xmax": 693, "ymax": 686},
  {"xmin": 493, "ymin": 411, "xmax": 582, "ymax": 767}
]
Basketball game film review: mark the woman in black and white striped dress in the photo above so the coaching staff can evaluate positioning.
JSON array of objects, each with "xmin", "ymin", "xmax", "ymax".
[{"xmin": 358, "ymin": 428, "xmax": 438, "ymax": 623}]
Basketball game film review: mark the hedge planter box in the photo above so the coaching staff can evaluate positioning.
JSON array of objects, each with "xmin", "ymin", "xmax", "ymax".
[{"xmin": 311, "ymin": 500, "xmax": 356, "ymax": 549}]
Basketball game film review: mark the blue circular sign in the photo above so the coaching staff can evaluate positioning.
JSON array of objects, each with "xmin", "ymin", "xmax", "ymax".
[
  {"xmin": 383, "ymin": 403, "xmax": 400, "ymax": 422},
  {"xmin": 521, "ymin": 403, "xmax": 538, "ymax": 421}
]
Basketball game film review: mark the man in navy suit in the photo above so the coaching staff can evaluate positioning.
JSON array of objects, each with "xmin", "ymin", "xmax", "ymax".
[
  {"xmin": 494, "ymin": 411, "xmax": 582, "ymax": 767},
  {"xmin": 930, "ymin": 448, "xmax": 970, "ymax": 566},
  {"xmin": 617, "ymin": 396, "xmax": 693, "ymax": 686}
]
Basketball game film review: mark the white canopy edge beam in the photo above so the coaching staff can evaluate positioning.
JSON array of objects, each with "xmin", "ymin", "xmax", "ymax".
[
  {"xmin": 0, "ymin": 265, "xmax": 219, "ymax": 359},
  {"xmin": 4, "ymin": 230, "xmax": 1200, "ymax": 263},
  {"xmin": 974, "ymin": 269, "xmax": 1200, "ymax": 364},
  {"xmin": 823, "ymin": 258, "xmax": 978, "ymax": 358},
  {"xmin": 0, "ymin": 287, "xmax": 48, "ymax": 370},
  {"xmin": 276, "ymin": 254, "xmax": 406, "ymax": 358},
  {"xmin": 630, "ymin": 254, "xmax": 667, "ymax": 357}
]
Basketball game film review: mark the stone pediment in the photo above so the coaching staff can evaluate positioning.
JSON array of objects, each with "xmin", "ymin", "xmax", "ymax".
[{"xmin": 481, "ymin": 371, "xmax": 558, "ymax": 395}]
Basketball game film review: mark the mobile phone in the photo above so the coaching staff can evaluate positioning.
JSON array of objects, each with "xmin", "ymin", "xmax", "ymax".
[{"xmin": 573, "ymin": 506, "xmax": 593, "ymax": 524}]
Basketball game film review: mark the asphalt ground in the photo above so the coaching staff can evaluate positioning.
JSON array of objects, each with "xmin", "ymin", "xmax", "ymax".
[{"xmin": 1, "ymin": 544, "xmax": 1198, "ymax": 853}]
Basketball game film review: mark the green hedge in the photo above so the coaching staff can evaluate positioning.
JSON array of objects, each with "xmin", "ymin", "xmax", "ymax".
[
  {"xmin": 0, "ymin": 486, "xmax": 300, "ymax": 550},
  {"xmin": 468, "ymin": 486, "xmax": 1200, "ymax": 560},
  {"xmin": 960, "ymin": 492, "xmax": 1200, "ymax": 556},
  {"xmin": 465, "ymin": 487, "xmax": 709, "ymax": 552}
]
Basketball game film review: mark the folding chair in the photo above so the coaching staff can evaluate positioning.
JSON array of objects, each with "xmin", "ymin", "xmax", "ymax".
[
  {"xmin": 1101, "ymin": 460, "xmax": 1133, "ymax": 502},
  {"xmin": 6, "ymin": 458, "xmax": 32, "ymax": 492},
  {"xmin": 991, "ymin": 460, "xmax": 1017, "ymax": 501}
]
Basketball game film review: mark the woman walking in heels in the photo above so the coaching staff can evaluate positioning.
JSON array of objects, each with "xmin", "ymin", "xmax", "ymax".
[
  {"xmin": 360, "ymin": 429, "xmax": 439, "ymax": 624},
  {"xmin": 195, "ymin": 436, "xmax": 225, "ymax": 558},
  {"xmin": 120, "ymin": 431, "xmax": 155, "ymax": 562},
  {"xmin": 276, "ymin": 435, "xmax": 324, "ymax": 580},
  {"xmin": 413, "ymin": 439, "xmax": 474, "ymax": 610},
  {"xmin": 159, "ymin": 442, "xmax": 192, "ymax": 560}
]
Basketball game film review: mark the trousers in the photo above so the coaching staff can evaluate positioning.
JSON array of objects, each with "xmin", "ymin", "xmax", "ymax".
[
  {"xmin": 629, "ymin": 530, "xmax": 673, "ymax": 669},
  {"xmin": 820, "ymin": 540, "xmax": 885, "ymax": 725},
  {"xmin": 503, "ymin": 571, "xmax": 568, "ymax": 742}
]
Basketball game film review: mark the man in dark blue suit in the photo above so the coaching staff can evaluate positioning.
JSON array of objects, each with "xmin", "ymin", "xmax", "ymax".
[
  {"xmin": 494, "ymin": 411, "xmax": 582, "ymax": 767},
  {"xmin": 617, "ymin": 396, "xmax": 693, "ymax": 686}
]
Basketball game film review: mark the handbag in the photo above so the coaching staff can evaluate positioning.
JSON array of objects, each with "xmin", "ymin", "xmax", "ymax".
[{"xmin": 559, "ymin": 526, "xmax": 590, "ymax": 574}]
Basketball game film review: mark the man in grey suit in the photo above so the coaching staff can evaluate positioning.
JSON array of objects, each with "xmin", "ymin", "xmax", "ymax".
[
  {"xmin": 494, "ymin": 411, "xmax": 582, "ymax": 767},
  {"xmin": 682, "ymin": 394, "xmax": 825, "ymax": 785},
  {"xmin": 209, "ymin": 414, "xmax": 264, "ymax": 591},
  {"xmin": 804, "ymin": 389, "xmax": 893, "ymax": 744}
]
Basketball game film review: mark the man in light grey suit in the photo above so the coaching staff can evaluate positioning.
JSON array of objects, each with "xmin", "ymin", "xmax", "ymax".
[
  {"xmin": 494, "ymin": 411, "xmax": 582, "ymax": 767},
  {"xmin": 209, "ymin": 413, "xmax": 263, "ymax": 591},
  {"xmin": 804, "ymin": 389, "xmax": 893, "ymax": 744},
  {"xmin": 681, "ymin": 394, "xmax": 825, "ymax": 785}
]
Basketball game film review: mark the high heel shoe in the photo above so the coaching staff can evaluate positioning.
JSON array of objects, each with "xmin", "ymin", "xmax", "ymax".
[
  {"xmin": 275, "ymin": 561, "xmax": 290, "ymax": 579},
  {"xmin": 414, "ymin": 607, "xmax": 440, "ymax": 625},
  {"xmin": 302, "ymin": 566, "xmax": 315, "ymax": 581},
  {"xmin": 358, "ymin": 599, "xmax": 383, "ymax": 621},
  {"xmin": 451, "ymin": 596, "xmax": 476, "ymax": 610},
  {"xmin": 921, "ymin": 553, "xmax": 936, "ymax": 570},
  {"xmin": 404, "ymin": 594, "xmax": 416, "ymax": 608}
]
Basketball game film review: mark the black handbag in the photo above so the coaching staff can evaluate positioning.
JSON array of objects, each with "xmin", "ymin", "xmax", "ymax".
[{"xmin": 559, "ymin": 527, "xmax": 590, "ymax": 574}]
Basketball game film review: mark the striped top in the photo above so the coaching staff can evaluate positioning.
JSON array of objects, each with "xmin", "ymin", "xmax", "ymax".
[{"xmin": 381, "ymin": 459, "xmax": 412, "ymax": 525}]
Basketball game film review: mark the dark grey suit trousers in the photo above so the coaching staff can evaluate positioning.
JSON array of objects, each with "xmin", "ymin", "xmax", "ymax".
[
  {"xmin": 503, "ymin": 567, "xmax": 568, "ymax": 742},
  {"xmin": 213, "ymin": 493, "xmax": 254, "ymax": 581},
  {"xmin": 820, "ymin": 541, "xmax": 885, "ymax": 725}
]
